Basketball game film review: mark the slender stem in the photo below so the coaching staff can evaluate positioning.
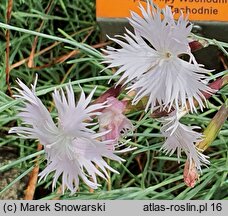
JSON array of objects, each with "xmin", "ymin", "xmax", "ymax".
[{"xmin": 0, "ymin": 22, "xmax": 102, "ymax": 59}]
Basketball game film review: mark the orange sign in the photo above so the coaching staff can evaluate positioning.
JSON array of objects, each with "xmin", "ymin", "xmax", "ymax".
[{"xmin": 96, "ymin": 0, "xmax": 228, "ymax": 21}]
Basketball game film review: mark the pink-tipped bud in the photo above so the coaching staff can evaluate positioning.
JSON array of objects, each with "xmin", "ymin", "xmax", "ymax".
[{"xmin": 183, "ymin": 160, "xmax": 199, "ymax": 188}]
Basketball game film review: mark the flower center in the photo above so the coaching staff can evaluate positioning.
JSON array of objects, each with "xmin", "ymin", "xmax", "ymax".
[{"xmin": 165, "ymin": 52, "xmax": 172, "ymax": 59}]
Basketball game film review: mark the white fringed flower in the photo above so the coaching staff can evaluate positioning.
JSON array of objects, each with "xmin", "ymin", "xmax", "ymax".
[
  {"xmin": 103, "ymin": 1, "xmax": 212, "ymax": 113},
  {"xmin": 9, "ymin": 78, "xmax": 125, "ymax": 194},
  {"xmin": 160, "ymin": 110, "xmax": 209, "ymax": 171}
]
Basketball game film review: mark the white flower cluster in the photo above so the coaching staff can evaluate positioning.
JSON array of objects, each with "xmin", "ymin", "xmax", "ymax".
[
  {"xmin": 103, "ymin": 1, "xmax": 212, "ymax": 171},
  {"xmin": 10, "ymin": 1, "xmax": 213, "ymax": 194}
]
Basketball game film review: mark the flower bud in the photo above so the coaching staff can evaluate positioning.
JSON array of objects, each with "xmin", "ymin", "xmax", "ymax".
[{"xmin": 183, "ymin": 160, "xmax": 199, "ymax": 188}]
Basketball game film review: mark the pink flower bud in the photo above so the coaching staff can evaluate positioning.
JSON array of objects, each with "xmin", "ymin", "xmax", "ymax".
[{"xmin": 183, "ymin": 160, "xmax": 199, "ymax": 188}]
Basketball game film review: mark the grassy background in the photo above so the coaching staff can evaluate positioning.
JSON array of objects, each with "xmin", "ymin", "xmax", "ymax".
[{"xmin": 0, "ymin": 0, "xmax": 227, "ymax": 200}]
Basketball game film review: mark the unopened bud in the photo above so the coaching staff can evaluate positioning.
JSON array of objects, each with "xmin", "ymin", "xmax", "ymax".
[
  {"xmin": 189, "ymin": 39, "xmax": 209, "ymax": 52},
  {"xmin": 183, "ymin": 160, "xmax": 199, "ymax": 188}
]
